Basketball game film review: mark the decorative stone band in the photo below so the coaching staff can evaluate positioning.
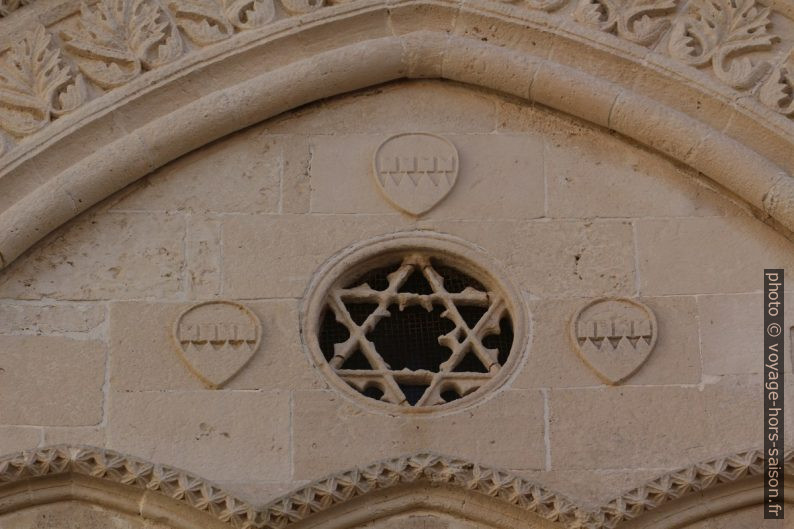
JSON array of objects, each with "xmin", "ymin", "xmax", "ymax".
[
  {"xmin": 1, "ymin": 0, "xmax": 794, "ymax": 156},
  {"xmin": 0, "ymin": 445, "xmax": 791, "ymax": 529}
]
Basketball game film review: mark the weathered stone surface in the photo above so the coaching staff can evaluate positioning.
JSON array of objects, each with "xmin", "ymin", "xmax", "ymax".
[
  {"xmin": 699, "ymin": 293, "xmax": 794, "ymax": 376},
  {"xmin": 112, "ymin": 128, "xmax": 281, "ymax": 214},
  {"xmin": 292, "ymin": 389, "xmax": 545, "ymax": 479},
  {"xmin": 42, "ymin": 426, "xmax": 105, "ymax": 447},
  {"xmin": 544, "ymin": 123, "xmax": 738, "ymax": 218},
  {"xmin": 549, "ymin": 387, "xmax": 711, "ymax": 469},
  {"xmin": 281, "ymin": 136, "xmax": 312, "ymax": 214},
  {"xmin": 0, "ymin": 302, "xmax": 105, "ymax": 335},
  {"xmin": 110, "ymin": 301, "xmax": 323, "ymax": 391},
  {"xmin": 0, "ymin": 74, "xmax": 790, "ymax": 529},
  {"xmin": 0, "ymin": 426, "xmax": 40, "ymax": 454},
  {"xmin": 0, "ymin": 211, "xmax": 185, "ymax": 301},
  {"xmin": 702, "ymin": 375, "xmax": 794, "ymax": 451},
  {"xmin": 430, "ymin": 220, "xmax": 636, "ymax": 297},
  {"xmin": 106, "ymin": 390, "xmax": 290, "ymax": 481},
  {"xmin": 222, "ymin": 215, "xmax": 410, "ymax": 298},
  {"xmin": 186, "ymin": 216, "xmax": 222, "ymax": 298},
  {"xmin": 310, "ymin": 134, "xmax": 544, "ymax": 219},
  {"xmin": 0, "ymin": 502, "xmax": 155, "ymax": 529},
  {"xmin": 637, "ymin": 216, "xmax": 794, "ymax": 295},
  {"xmin": 263, "ymin": 81, "xmax": 497, "ymax": 134},
  {"xmin": 514, "ymin": 296, "xmax": 700, "ymax": 388},
  {"xmin": 0, "ymin": 336, "xmax": 104, "ymax": 426}
]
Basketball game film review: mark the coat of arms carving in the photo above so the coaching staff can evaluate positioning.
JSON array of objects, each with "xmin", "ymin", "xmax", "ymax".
[
  {"xmin": 173, "ymin": 301, "xmax": 261, "ymax": 388},
  {"xmin": 571, "ymin": 298, "xmax": 657, "ymax": 384},
  {"xmin": 372, "ymin": 132, "xmax": 459, "ymax": 216}
]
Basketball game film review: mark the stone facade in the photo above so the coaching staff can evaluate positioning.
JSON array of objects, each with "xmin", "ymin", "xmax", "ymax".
[{"xmin": 0, "ymin": 0, "xmax": 793, "ymax": 525}]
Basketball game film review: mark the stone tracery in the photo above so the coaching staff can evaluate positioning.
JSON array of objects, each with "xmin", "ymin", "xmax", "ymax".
[{"xmin": 318, "ymin": 253, "xmax": 513, "ymax": 407}]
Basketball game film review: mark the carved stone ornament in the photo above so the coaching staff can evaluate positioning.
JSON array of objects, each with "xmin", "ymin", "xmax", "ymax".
[
  {"xmin": 0, "ymin": 25, "xmax": 85, "ymax": 138},
  {"xmin": 372, "ymin": 133, "xmax": 459, "ymax": 216},
  {"xmin": 0, "ymin": 445, "xmax": 791, "ymax": 529},
  {"xmin": 60, "ymin": 0, "xmax": 184, "ymax": 89},
  {"xmin": 303, "ymin": 231, "xmax": 528, "ymax": 413},
  {"xmin": 173, "ymin": 300, "xmax": 261, "ymax": 388},
  {"xmin": 571, "ymin": 297, "xmax": 657, "ymax": 384},
  {"xmin": 574, "ymin": 0, "xmax": 678, "ymax": 46},
  {"xmin": 668, "ymin": 0, "xmax": 776, "ymax": 89}
]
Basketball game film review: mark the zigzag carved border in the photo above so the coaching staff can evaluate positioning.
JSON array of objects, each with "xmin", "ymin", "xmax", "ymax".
[{"xmin": 0, "ymin": 445, "xmax": 791, "ymax": 528}]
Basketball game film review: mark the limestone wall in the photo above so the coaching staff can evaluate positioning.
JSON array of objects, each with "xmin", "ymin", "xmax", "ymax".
[{"xmin": 0, "ymin": 80, "xmax": 791, "ymax": 527}]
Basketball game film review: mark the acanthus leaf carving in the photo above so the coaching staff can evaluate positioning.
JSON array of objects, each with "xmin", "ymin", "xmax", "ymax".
[
  {"xmin": 574, "ymin": 0, "xmax": 677, "ymax": 46},
  {"xmin": 0, "ymin": 25, "xmax": 86, "ymax": 138},
  {"xmin": 759, "ymin": 63, "xmax": 794, "ymax": 115},
  {"xmin": 61, "ymin": 0, "xmax": 183, "ymax": 89},
  {"xmin": 279, "ymin": 0, "xmax": 323, "ymax": 14},
  {"xmin": 224, "ymin": 0, "xmax": 276, "ymax": 29},
  {"xmin": 0, "ymin": 0, "xmax": 31, "ymax": 15},
  {"xmin": 668, "ymin": 0, "xmax": 777, "ymax": 89},
  {"xmin": 167, "ymin": 0, "xmax": 234, "ymax": 46}
]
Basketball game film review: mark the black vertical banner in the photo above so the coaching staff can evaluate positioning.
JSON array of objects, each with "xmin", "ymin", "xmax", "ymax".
[{"xmin": 764, "ymin": 270, "xmax": 784, "ymax": 519}]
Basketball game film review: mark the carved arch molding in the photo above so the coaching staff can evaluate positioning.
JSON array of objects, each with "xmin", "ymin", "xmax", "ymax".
[
  {"xmin": 0, "ymin": 445, "xmax": 792, "ymax": 529},
  {"xmin": 5, "ymin": 0, "xmax": 794, "ymax": 266}
]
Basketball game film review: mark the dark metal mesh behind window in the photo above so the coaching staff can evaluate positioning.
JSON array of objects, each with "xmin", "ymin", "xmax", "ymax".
[{"xmin": 318, "ymin": 258, "xmax": 514, "ymax": 406}]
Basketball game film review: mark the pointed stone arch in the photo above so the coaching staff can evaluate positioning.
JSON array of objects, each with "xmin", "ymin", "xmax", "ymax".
[{"xmin": 2, "ymin": 1, "xmax": 794, "ymax": 267}]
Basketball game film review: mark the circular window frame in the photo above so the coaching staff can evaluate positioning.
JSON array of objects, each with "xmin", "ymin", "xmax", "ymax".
[{"xmin": 300, "ymin": 231, "xmax": 529, "ymax": 415}]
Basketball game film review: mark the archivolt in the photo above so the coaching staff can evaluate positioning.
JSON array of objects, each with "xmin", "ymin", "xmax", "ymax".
[
  {"xmin": 0, "ymin": 445, "xmax": 791, "ymax": 529},
  {"xmin": 2, "ymin": 2, "xmax": 794, "ymax": 268}
]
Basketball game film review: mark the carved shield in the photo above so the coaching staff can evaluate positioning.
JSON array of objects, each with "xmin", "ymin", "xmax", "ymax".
[
  {"xmin": 373, "ymin": 133, "xmax": 459, "ymax": 216},
  {"xmin": 570, "ymin": 298, "xmax": 657, "ymax": 385},
  {"xmin": 173, "ymin": 301, "xmax": 262, "ymax": 388}
]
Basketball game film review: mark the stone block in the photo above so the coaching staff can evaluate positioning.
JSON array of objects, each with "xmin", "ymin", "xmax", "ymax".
[
  {"xmin": 292, "ymin": 389, "xmax": 545, "ymax": 479},
  {"xmin": 281, "ymin": 135, "xmax": 312, "ymax": 214},
  {"xmin": 0, "ymin": 211, "xmax": 185, "ymax": 301},
  {"xmin": 106, "ymin": 390, "xmax": 290, "ymax": 482},
  {"xmin": 699, "ymin": 293, "xmax": 794, "ymax": 376},
  {"xmin": 309, "ymin": 134, "xmax": 545, "ymax": 220},
  {"xmin": 0, "ymin": 427, "xmax": 41, "ymax": 454},
  {"xmin": 0, "ymin": 336, "xmax": 104, "ymax": 426},
  {"xmin": 0, "ymin": 302, "xmax": 105, "ymax": 335},
  {"xmin": 430, "ymin": 220, "xmax": 636, "ymax": 298},
  {"xmin": 187, "ymin": 217, "xmax": 222, "ymax": 298},
  {"xmin": 112, "ymin": 127, "xmax": 281, "ymax": 214},
  {"xmin": 222, "ymin": 215, "xmax": 412, "ymax": 298},
  {"xmin": 637, "ymin": 217, "xmax": 794, "ymax": 295},
  {"xmin": 549, "ymin": 387, "xmax": 711, "ymax": 469},
  {"xmin": 514, "ymin": 296, "xmax": 700, "ymax": 388},
  {"xmin": 109, "ymin": 300, "xmax": 323, "ymax": 391},
  {"xmin": 42, "ymin": 426, "xmax": 105, "ymax": 447},
  {"xmin": 544, "ymin": 123, "xmax": 738, "ymax": 219}
]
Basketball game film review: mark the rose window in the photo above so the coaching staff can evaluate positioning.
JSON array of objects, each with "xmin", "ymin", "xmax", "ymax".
[{"xmin": 313, "ymin": 246, "xmax": 519, "ymax": 409}]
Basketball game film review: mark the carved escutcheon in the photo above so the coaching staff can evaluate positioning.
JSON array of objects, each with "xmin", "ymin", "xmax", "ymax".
[
  {"xmin": 372, "ymin": 133, "xmax": 459, "ymax": 216},
  {"xmin": 570, "ymin": 297, "xmax": 657, "ymax": 384},
  {"xmin": 173, "ymin": 300, "xmax": 262, "ymax": 388}
]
